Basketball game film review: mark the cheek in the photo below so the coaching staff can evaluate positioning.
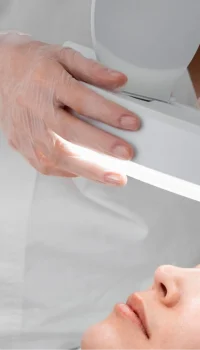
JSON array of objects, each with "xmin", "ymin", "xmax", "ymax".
[
  {"xmin": 173, "ymin": 301, "xmax": 200, "ymax": 349},
  {"xmin": 152, "ymin": 312, "xmax": 200, "ymax": 349},
  {"xmin": 81, "ymin": 316, "xmax": 149, "ymax": 350},
  {"xmin": 178, "ymin": 307, "xmax": 200, "ymax": 349}
]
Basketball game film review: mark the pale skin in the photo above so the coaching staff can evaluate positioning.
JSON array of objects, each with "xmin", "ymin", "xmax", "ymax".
[
  {"xmin": 82, "ymin": 264, "xmax": 200, "ymax": 349},
  {"xmin": 0, "ymin": 34, "xmax": 198, "ymax": 184},
  {"xmin": 0, "ymin": 32, "xmax": 140, "ymax": 186}
]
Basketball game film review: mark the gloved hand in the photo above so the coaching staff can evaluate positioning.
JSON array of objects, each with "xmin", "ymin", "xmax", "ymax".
[{"xmin": 0, "ymin": 32, "xmax": 140, "ymax": 186}]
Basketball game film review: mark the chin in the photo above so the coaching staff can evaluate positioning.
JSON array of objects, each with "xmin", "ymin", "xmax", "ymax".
[
  {"xmin": 81, "ymin": 325, "xmax": 99, "ymax": 350},
  {"xmin": 81, "ymin": 320, "xmax": 114, "ymax": 350}
]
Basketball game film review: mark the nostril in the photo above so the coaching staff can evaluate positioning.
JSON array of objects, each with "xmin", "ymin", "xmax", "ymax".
[{"xmin": 160, "ymin": 283, "xmax": 167, "ymax": 297}]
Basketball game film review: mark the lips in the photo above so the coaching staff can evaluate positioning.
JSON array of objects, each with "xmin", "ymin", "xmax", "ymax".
[{"xmin": 126, "ymin": 293, "xmax": 150, "ymax": 339}]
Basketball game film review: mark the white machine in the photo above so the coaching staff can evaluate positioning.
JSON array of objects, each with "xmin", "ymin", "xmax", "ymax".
[
  {"xmin": 64, "ymin": 0, "xmax": 200, "ymax": 255},
  {"xmin": 92, "ymin": 0, "xmax": 200, "ymax": 103}
]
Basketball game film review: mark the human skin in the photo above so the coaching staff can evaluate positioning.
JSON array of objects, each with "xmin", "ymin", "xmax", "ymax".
[
  {"xmin": 0, "ymin": 32, "xmax": 140, "ymax": 185},
  {"xmin": 82, "ymin": 264, "xmax": 200, "ymax": 349}
]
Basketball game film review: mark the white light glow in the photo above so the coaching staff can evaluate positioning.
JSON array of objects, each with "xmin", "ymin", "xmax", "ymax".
[{"xmin": 67, "ymin": 141, "xmax": 200, "ymax": 203}]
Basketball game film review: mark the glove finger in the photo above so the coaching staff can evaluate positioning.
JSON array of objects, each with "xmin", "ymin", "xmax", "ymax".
[
  {"xmin": 49, "ymin": 108, "xmax": 134, "ymax": 161},
  {"xmin": 55, "ymin": 71, "xmax": 140, "ymax": 131},
  {"xmin": 46, "ymin": 131, "xmax": 127, "ymax": 186},
  {"xmin": 28, "ymin": 153, "xmax": 78, "ymax": 178},
  {"xmin": 58, "ymin": 47, "xmax": 127, "ymax": 90}
]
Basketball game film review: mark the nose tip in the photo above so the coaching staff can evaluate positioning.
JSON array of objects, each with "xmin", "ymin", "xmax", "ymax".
[{"xmin": 154, "ymin": 265, "xmax": 181, "ymax": 307}]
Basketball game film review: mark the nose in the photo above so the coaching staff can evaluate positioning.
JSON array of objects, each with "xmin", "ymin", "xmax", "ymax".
[{"xmin": 153, "ymin": 265, "xmax": 181, "ymax": 307}]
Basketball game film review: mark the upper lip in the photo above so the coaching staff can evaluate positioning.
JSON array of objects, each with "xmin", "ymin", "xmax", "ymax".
[{"xmin": 126, "ymin": 293, "xmax": 150, "ymax": 338}]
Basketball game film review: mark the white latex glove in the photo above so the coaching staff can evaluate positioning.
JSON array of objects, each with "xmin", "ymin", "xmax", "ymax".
[{"xmin": 0, "ymin": 32, "xmax": 140, "ymax": 186}]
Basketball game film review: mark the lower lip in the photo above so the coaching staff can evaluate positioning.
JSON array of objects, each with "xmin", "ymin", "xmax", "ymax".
[{"xmin": 115, "ymin": 303, "xmax": 144, "ymax": 332}]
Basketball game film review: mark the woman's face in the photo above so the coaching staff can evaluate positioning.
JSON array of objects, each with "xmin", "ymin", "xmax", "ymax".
[{"xmin": 82, "ymin": 265, "xmax": 200, "ymax": 349}]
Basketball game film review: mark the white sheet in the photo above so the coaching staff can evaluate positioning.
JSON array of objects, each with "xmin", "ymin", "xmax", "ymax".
[{"xmin": 0, "ymin": 42, "xmax": 199, "ymax": 349}]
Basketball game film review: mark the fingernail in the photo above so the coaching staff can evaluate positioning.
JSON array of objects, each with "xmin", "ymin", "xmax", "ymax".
[
  {"xmin": 120, "ymin": 115, "xmax": 140, "ymax": 130},
  {"xmin": 104, "ymin": 173, "xmax": 124, "ymax": 186},
  {"xmin": 113, "ymin": 144, "xmax": 133, "ymax": 160}
]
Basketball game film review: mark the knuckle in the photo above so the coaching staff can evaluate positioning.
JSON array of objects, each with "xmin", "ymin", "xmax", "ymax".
[
  {"xmin": 31, "ymin": 56, "xmax": 55, "ymax": 85},
  {"xmin": 30, "ymin": 160, "xmax": 51, "ymax": 176},
  {"xmin": 64, "ymin": 73, "xmax": 75, "ymax": 89},
  {"xmin": 60, "ymin": 47, "xmax": 79, "ymax": 65},
  {"xmin": 89, "ymin": 59, "xmax": 101, "ymax": 72},
  {"xmin": 39, "ymin": 165, "xmax": 51, "ymax": 176},
  {"xmin": 58, "ymin": 47, "xmax": 71, "ymax": 61},
  {"xmin": 58, "ymin": 47, "xmax": 67, "ymax": 61},
  {"xmin": 35, "ymin": 150, "xmax": 52, "ymax": 175},
  {"xmin": 51, "ymin": 136, "xmax": 72, "ymax": 169},
  {"xmin": 32, "ymin": 56, "xmax": 47, "ymax": 75},
  {"xmin": 50, "ymin": 137, "xmax": 63, "ymax": 167}
]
